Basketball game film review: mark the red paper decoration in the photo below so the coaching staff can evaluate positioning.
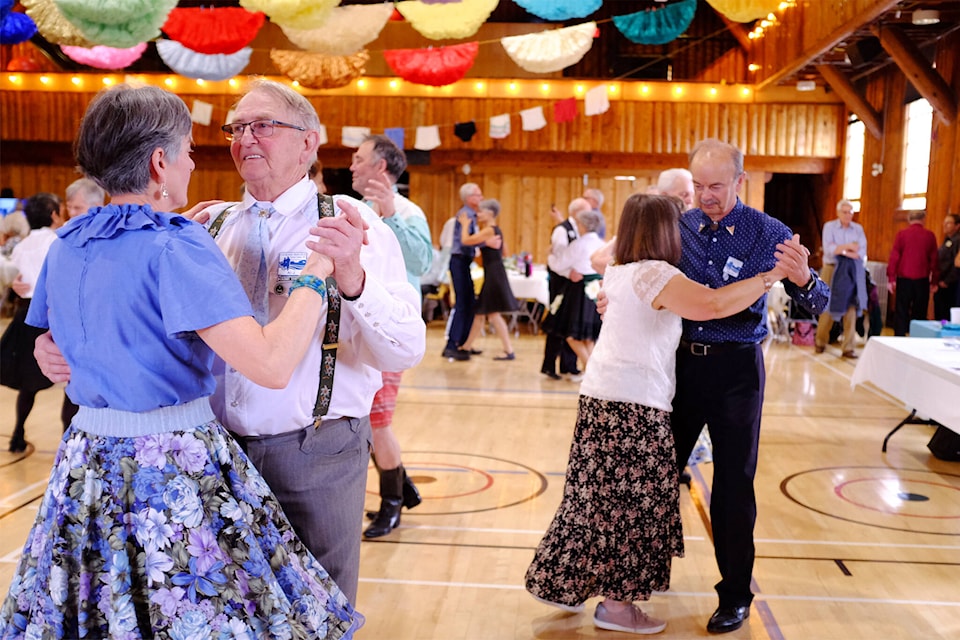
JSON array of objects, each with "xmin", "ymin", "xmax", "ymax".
[
  {"xmin": 162, "ymin": 7, "xmax": 264, "ymax": 55},
  {"xmin": 383, "ymin": 41, "xmax": 478, "ymax": 87}
]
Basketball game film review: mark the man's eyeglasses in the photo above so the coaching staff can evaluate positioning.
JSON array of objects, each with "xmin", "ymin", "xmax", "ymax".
[{"xmin": 221, "ymin": 119, "xmax": 306, "ymax": 141}]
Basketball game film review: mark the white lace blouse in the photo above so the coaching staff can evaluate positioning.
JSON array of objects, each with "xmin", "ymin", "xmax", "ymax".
[{"xmin": 579, "ymin": 260, "xmax": 683, "ymax": 412}]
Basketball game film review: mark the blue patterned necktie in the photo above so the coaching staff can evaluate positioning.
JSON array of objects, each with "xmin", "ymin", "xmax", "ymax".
[{"xmin": 237, "ymin": 204, "xmax": 273, "ymax": 325}]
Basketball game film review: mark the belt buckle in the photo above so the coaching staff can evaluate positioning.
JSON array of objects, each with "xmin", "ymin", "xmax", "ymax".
[{"xmin": 691, "ymin": 342, "xmax": 710, "ymax": 356}]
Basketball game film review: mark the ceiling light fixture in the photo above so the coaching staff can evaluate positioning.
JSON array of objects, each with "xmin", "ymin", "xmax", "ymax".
[
  {"xmin": 912, "ymin": 10, "xmax": 940, "ymax": 25},
  {"xmin": 796, "ymin": 80, "xmax": 816, "ymax": 91}
]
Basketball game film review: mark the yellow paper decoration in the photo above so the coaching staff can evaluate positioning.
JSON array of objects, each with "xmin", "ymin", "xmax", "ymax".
[
  {"xmin": 239, "ymin": 0, "xmax": 338, "ymax": 29},
  {"xmin": 501, "ymin": 22, "xmax": 596, "ymax": 74},
  {"xmin": 395, "ymin": 0, "xmax": 499, "ymax": 40},
  {"xmin": 281, "ymin": 3, "xmax": 394, "ymax": 55},
  {"xmin": 22, "ymin": 0, "xmax": 94, "ymax": 47},
  {"xmin": 704, "ymin": 0, "xmax": 781, "ymax": 23},
  {"xmin": 269, "ymin": 49, "xmax": 369, "ymax": 89}
]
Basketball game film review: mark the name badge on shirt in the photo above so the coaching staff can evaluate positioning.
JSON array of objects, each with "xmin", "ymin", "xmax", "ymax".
[
  {"xmin": 723, "ymin": 256, "xmax": 744, "ymax": 281},
  {"xmin": 275, "ymin": 252, "xmax": 308, "ymax": 295}
]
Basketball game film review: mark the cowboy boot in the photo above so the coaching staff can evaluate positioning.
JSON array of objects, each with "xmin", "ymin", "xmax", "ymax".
[
  {"xmin": 402, "ymin": 466, "xmax": 422, "ymax": 509},
  {"xmin": 364, "ymin": 466, "xmax": 404, "ymax": 538}
]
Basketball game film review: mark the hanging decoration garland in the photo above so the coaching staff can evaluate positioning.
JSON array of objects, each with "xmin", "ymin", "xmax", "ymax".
[
  {"xmin": 161, "ymin": 7, "xmax": 264, "ymax": 55},
  {"xmin": 61, "ymin": 42, "xmax": 147, "ymax": 69},
  {"xmin": 157, "ymin": 40, "xmax": 253, "ymax": 81},
  {"xmin": 53, "ymin": 0, "xmax": 178, "ymax": 48},
  {"xmin": 281, "ymin": 3, "xmax": 394, "ymax": 56},
  {"xmin": 704, "ymin": 0, "xmax": 781, "ymax": 23},
  {"xmin": 395, "ymin": 0, "xmax": 498, "ymax": 40},
  {"xmin": 501, "ymin": 21, "xmax": 596, "ymax": 74},
  {"xmin": 270, "ymin": 49, "xmax": 370, "ymax": 89},
  {"xmin": 511, "ymin": 0, "xmax": 601, "ymax": 21},
  {"xmin": 613, "ymin": 0, "xmax": 697, "ymax": 46},
  {"xmin": 383, "ymin": 41, "xmax": 479, "ymax": 87}
]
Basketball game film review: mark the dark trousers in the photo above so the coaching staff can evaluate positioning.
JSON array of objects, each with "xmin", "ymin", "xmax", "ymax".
[
  {"xmin": 541, "ymin": 334, "xmax": 579, "ymax": 375},
  {"xmin": 672, "ymin": 344, "xmax": 764, "ymax": 608},
  {"xmin": 893, "ymin": 277, "xmax": 930, "ymax": 335},
  {"xmin": 934, "ymin": 283, "xmax": 957, "ymax": 321},
  {"xmin": 446, "ymin": 254, "xmax": 475, "ymax": 351}
]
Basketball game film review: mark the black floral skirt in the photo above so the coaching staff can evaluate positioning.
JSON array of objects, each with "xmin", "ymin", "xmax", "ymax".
[{"xmin": 525, "ymin": 395, "xmax": 684, "ymax": 606}]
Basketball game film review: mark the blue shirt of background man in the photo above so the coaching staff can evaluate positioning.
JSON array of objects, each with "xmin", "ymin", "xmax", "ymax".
[
  {"xmin": 450, "ymin": 205, "xmax": 477, "ymax": 257},
  {"xmin": 27, "ymin": 204, "xmax": 253, "ymax": 413},
  {"xmin": 679, "ymin": 199, "xmax": 829, "ymax": 344}
]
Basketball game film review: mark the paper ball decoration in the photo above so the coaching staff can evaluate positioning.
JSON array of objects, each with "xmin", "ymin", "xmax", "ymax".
[
  {"xmin": 512, "ymin": 0, "xmax": 601, "ymax": 21},
  {"xmin": 156, "ymin": 40, "xmax": 253, "ymax": 81},
  {"xmin": 270, "ymin": 49, "xmax": 369, "ymax": 90},
  {"xmin": 281, "ymin": 3, "xmax": 393, "ymax": 56},
  {"xmin": 704, "ymin": 0, "xmax": 782, "ymax": 23},
  {"xmin": 395, "ymin": 0, "xmax": 498, "ymax": 40},
  {"xmin": 53, "ymin": 0, "xmax": 178, "ymax": 48},
  {"xmin": 613, "ymin": 0, "xmax": 697, "ymax": 46},
  {"xmin": 1, "ymin": 7, "xmax": 37, "ymax": 45},
  {"xmin": 501, "ymin": 21, "xmax": 596, "ymax": 74},
  {"xmin": 7, "ymin": 55, "xmax": 43, "ymax": 71},
  {"xmin": 239, "ymin": 0, "xmax": 338, "ymax": 29},
  {"xmin": 162, "ymin": 7, "xmax": 264, "ymax": 55},
  {"xmin": 383, "ymin": 42, "xmax": 479, "ymax": 87},
  {"xmin": 22, "ymin": 0, "xmax": 91, "ymax": 46},
  {"xmin": 61, "ymin": 42, "xmax": 147, "ymax": 69}
]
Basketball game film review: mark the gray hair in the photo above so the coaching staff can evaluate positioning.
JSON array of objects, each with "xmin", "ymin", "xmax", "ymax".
[
  {"xmin": 583, "ymin": 187, "xmax": 604, "ymax": 208},
  {"xmin": 479, "ymin": 198, "xmax": 500, "ymax": 217},
  {"xmin": 75, "ymin": 84, "xmax": 192, "ymax": 195},
  {"xmin": 65, "ymin": 178, "xmax": 105, "ymax": 208},
  {"xmin": 568, "ymin": 197, "xmax": 591, "ymax": 217},
  {"xmin": 0, "ymin": 211, "xmax": 29, "ymax": 238},
  {"xmin": 459, "ymin": 182, "xmax": 481, "ymax": 203},
  {"xmin": 363, "ymin": 134, "xmax": 407, "ymax": 182},
  {"xmin": 689, "ymin": 138, "xmax": 744, "ymax": 179},
  {"xmin": 576, "ymin": 208, "xmax": 603, "ymax": 233},
  {"xmin": 239, "ymin": 78, "xmax": 321, "ymax": 132},
  {"xmin": 907, "ymin": 209, "xmax": 926, "ymax": 222},
  {"xmin": 657, "ymin": 168, "xmax": 692, "ymax": 193},
  {"xmin": 836, "ymin": 198, "xmax": 854, "ymax": 212}
]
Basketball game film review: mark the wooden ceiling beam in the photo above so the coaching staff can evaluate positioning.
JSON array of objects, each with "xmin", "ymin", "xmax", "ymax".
[
  {"xmin": 719, "ymin": 14, "xmax": 752, "ymax": 51},
  {"xmin": 816, "ymin": 64, "xmax": 884, "ymax": 139},
  {"xmin": 871, "ymin": 24, "xmax": 957, "ymax": 125}
]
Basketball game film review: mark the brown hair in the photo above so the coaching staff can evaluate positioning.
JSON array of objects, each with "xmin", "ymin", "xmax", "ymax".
[{"xmin": 613, "ymin": 193, "xmax": 683, "ymax": 266}]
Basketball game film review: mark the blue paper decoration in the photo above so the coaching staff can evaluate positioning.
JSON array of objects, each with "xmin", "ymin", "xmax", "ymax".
[
  {"xmin": 512, "ymin": 0, "xmax": 601, "ymax": 21},
  {"xmin": 613, "ymin": 0, "xmax": 697, "ymax": 46},
  {"xmin": 0, "ymin": 1, "xmax": 38, "ymax": 46}
]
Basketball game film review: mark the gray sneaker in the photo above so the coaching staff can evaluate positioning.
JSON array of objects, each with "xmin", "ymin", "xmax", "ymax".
[{"xmin": 593, "ymin": 602, "xmax": 666, "ymax": 635}]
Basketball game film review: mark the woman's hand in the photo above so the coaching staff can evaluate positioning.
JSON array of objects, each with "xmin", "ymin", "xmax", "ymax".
[
  {"xmin": 306, "ymin": 199, "xmax": 368, "ymax": 296},
  {"xmin": 179, "ymin": 199, "xmax": 225, "ymax": 224}
]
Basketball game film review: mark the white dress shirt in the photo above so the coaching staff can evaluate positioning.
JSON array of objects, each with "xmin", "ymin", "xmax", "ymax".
[
  {"xmin": 206, "ymin": 177, "xmax": 425, "ymax": 436},
  {"xmin": 546, "ymin": 217, "xmax": 579, "ymax": 276},
  {"xmin": 10, "ymin": 227, "xmax": 57, "ymax": 298}
]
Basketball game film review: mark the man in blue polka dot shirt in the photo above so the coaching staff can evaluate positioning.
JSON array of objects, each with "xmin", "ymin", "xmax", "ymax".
[{"xmin": 673, "ymin": 138, "xmax": 829, "ymax": 634}]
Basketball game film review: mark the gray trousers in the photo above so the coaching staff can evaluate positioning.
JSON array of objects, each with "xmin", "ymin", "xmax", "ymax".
[{"xmin": 235, "ymin": 416, "xmax": 372, "ymax": 603}]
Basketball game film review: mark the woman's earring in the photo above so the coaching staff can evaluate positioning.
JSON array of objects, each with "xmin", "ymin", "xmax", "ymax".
[{"xmin": 161, "ymin": 184, "xmax": 169, "ymax": 199}]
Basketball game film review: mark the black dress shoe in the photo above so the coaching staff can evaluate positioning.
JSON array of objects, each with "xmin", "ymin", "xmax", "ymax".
[
  {"xmin": 8, "ymin": 439, "xmax": 27, "ymax": 454},
  {"xmin": 679, "ymin": 470, "xmax": 692, "ymax": 486},
  {"xmin": 707, "ymin": 605, "xmax": 750, "ymax": 633},
  {"xmin": 442, "ymin": 347, "xmax": 470, "ymax": 361},
  {"xmin": 364, "ymin": 498, "xmax": 403, "ymax": 538},
  {"xmin": 541, "ymin": 370, "xmax": 561, "ymax": 380}
]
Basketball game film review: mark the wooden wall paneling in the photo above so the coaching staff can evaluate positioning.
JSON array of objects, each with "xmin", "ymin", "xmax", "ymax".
[{"xmin": 928, "ymin": 32, "xmax": 960, "ymax": 219}]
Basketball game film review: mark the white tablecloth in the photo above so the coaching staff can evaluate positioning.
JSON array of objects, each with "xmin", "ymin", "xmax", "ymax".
[
  {"xmin": 851, "ymin": 337, "xmax": 960, "ymax": 433},
  {"xmin": 506, "ymin": 268, "xmax": 549, "ymax": 306}
]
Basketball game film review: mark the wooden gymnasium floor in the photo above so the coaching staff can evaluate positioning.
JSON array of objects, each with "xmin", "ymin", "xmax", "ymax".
[{"xmin": 2, "ymin": 320, "xmax": 959, "ymax": 639}]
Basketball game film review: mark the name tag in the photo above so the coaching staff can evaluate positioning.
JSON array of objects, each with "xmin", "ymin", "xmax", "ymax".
[{"xmin": 723, "ymin": 256, "xmax": 744, "ymax": 281}]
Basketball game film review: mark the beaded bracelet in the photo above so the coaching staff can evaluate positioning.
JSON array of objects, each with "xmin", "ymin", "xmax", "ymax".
[{"xmin": 290, "ymin": 274, "xmax": 327, "ymax": 299}]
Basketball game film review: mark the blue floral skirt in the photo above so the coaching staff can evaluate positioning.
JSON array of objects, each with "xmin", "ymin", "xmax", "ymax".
[{"xmin": 0, "ymin": 420, "xmax": 363, "ymax": 639}]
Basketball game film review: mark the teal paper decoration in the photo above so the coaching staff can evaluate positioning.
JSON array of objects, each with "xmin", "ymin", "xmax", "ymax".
[
  {"xmin": 612, "ymin": 0, "xmax": 697, "ymax": 46},
  {"xmin": 512, "ymin": 0, "xmax": 601, "ymax": 21}
]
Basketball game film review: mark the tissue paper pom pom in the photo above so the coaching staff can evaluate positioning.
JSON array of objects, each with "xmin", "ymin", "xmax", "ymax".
[
  {"xmin": 61, "ymin": 42, "xmax": 147, "ymax": 69},
  {"xmin": 1, "ymin": 10, "xmax": 37, "ymax": 45},
  {"xmin": 162, "ymin": 7, "xmax": 264, "ymax": 55},
  {"xmin": 612, "ymin": 0, "xmax": 696, "ymax": 46},
  {"xmin": 240, "ymin": 0, "xmax": 338, "ymax": 29},
  {"xmin": 22, "ymin": 0, "xmax": 92, "ymax": 46},
  {"xmin": 54, "ymin": 0, "xmax": 177, "ymax": 48},
  {"xmin": 704, "ymin": 0, "xmax": 781, "ymax": 23},
  {"xmin": 281, "ymin": 3, "xmax": 393, "ymax": 56},
  {"xmin": 383, "ymin": 42, "xmax": 478, "ymax": 87},
  {"xmin": 512, "ymin": 0, "xmax": 601, "ymax": 21},
  {"xmin": 501, "ymin": 22, "xmax": 596, "ymax": 74},
  {"xmin": 156, "ymin": 40, "xmax": 253, "ymax": 81},
  {"xmin": 270, "ymin": 49, "xmax": 369, "ymax": 89},
  {"xmin": 395, "ymin": 0, "xmax": 498, "ymax": 40}
]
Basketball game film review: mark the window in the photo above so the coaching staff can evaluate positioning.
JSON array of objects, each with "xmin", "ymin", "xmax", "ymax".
[
  {"xmin": 842, "ymin": 118, "xmax": 864, "ymax": 212},
  {"xmin": 902, "ymin": 98, "xmax": 932, "ymax": 211}
]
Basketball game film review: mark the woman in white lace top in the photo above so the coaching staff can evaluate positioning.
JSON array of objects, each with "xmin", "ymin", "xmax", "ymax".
[{"xmin": 525, "ymin": 194, "xmax": 787, "ymax": 635}]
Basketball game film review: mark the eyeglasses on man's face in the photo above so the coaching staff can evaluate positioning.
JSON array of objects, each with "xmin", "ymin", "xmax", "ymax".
[{"xmin": 221, "ymin": 119, "xmax": 306, "ymax": 141}]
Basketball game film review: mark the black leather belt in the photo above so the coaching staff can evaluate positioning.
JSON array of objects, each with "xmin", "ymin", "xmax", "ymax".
[{"xmin": 679, "ymin": 339, "xmax": 757, "ymax": 356}]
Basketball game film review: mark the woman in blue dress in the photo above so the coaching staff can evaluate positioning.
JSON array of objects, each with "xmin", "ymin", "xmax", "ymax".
[{"xmin": 0, "ymin": 85, "xmax": 363, "ymax": 639}]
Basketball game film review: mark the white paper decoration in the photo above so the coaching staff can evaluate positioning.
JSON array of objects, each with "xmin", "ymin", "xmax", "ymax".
[
  {"xmin": 281, "ymin": 3, "xmax": 393, "ymax": 55},
  {"xmin": 156, "ymin": 39, "xmax": 252, "ymax": 81},
  {"xmin": 501, "ymin": 22, "xmax": 596, "ymax": 74}
]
